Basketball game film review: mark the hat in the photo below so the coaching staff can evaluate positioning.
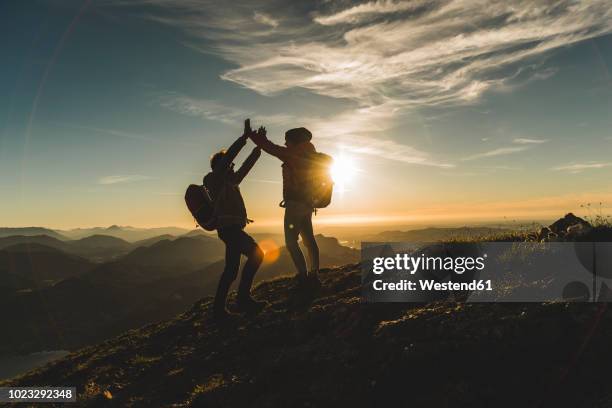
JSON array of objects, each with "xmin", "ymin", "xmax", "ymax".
[{"xmin": 285, "ymin": 127, "xmax": 312, "ymax": 144}]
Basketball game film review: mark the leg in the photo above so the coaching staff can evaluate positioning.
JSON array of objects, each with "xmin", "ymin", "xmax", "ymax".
[
  {"xmin": 300, "ymin": 213, "xmax": 319, "ymax": 275},
  {"xmin": 229, "ymin": 230, "xmax": 267, "ymax": 314},
  {"xmin": 284, "ymin": 207, "xmax": 307, "ymax": 277},
  {"xmin": 236, "ymin": 232, "xmax": 264, "ymax": 301},
  {"xmin": 213, "ymin": 241, "xmax": 241, "ymax": 316}
]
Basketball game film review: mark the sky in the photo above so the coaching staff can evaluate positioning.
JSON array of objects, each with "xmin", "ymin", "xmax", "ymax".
[{"xmin": 1, "ymin": 0, "xmax": 612, "ymax": 230}]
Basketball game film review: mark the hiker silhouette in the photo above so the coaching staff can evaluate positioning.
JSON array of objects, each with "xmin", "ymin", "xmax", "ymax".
[
  {"xmin": 203, "ymin": 119, "xmax": 267, "ymax": 322},
  {"xmin": 249, "ymin": 125, "xmax": 333, "ymax": 288}
]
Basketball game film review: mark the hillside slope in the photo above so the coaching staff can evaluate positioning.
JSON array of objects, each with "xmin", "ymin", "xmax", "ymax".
[
  {"xmin": 0, "ymin": 243, "xmax": 93, "ymax": 290},
  {"xmin": 6, "ymin": 263, "xmax": 612, "ymax": 408}
]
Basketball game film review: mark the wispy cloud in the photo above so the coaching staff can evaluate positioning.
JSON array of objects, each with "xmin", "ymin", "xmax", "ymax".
[
  {"xmin": 117, "ymin": 0, "xmax": 612, "ymax": 168},
  {"xmin": 122, "ymin": 0, "xmax": 612, "ymax": 107},
  {"xmin": 159, "ymin": 94, "xmax": 454, "ymax": 167},
  {"xmin": 158, "ymin": 92, "xmax": 294, "ymax": 126},
  {"xmin": 159, "ymin": 94, "xmax": 246, "ymax": 124},
  {"xmin": 249, "ymin": 178, "xmax": 282, "ymax": 184},
  {"xmin": 464, "ymin": 137, "xmax": 548, "ymax": 160},
  {"xmin": 98, "ymin": 175, "xmax": 152, "ymax": 185},
  {"xmin": 552, "ymin": 162, "xmax": 612, "ymax": 173},
  {"xmin": 307, "ymin": 104, "xmax": 454, "ymax": 167},
  {"xmin": 253, "ymin": 11, "xmax": 278, "ymax": 28},
  {"xmin": 513, "ymin": 138, "xmax": 549, "ymax": 144},
  {"xmin": 462, "ymin": 146, "xmax": 530, "ymax": 161},
  {"xmin": 313, "ymin": 0, "xmax": 427, "ymax": 26}
]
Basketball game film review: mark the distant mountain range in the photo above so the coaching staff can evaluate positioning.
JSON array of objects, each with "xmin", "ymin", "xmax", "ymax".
[
  {"xmin": 0, "ymin": 235, "xmax": 132, "ymax": 262},
  {"xmin": 364, "ymin": 227, "xmax": 513, "ymax": 243},
  {"xmin": 0, "ymin": 228, "xmax": 67, "ymax": 240},
  {"xmin": 0, "ymin": 230, "xmax": 357, "ymax": 355},
  {"xmin": 0, "ymin": 243, "xmax": 93, "ymax": 292},
  {"xmin": 1, "ymin": 225, "xmax": 516, "ymax": 246},
  {"xmin": 120, "ymin": 235, "xmax": 225, "ymax": 271},
  {"xmin": 0, "ymin": 232, "xmax": 217, "ymax": 263},
  {"xmin": 58, "ymin": 225, "xmax": 193, "ymax": 242},
  {"xmin": 0, "ymin": 224, "xmax": 521, "ymax": 354}
]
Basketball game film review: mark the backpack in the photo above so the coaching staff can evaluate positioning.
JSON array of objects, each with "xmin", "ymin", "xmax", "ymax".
[
  {"xmin": 184, "ymin": 184, "xmax": 217, "ymax": 231},
  {"xmin": 304, "ymin": 152, "xmax": 334, "ymax": 208}
]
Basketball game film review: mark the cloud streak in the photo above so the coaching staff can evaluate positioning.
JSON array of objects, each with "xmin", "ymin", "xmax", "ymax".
[
  {"xmin": 157, "ymin": 92, "xmax": 294, "ymax": 126},
  {"xmin": 118, "ymin": 0, "xmax": 612, "ymax": 168},
  {"xmin": 513, "ymin": 138, "xmax": 549, "ymax": 145},
  {"xmin": 463, "ymin": 136, "xmax": 549, "ymax": 160},
  {"xmin": 121, "ymin": 0, "xmax": 612, "ymax": 108},
  {"xmin": 552, "ymin": 162, "xmax": 612, "ymax": 173},
  {"xmin": 313, "ymin": 0, "xmax": 428, "ymax": 26},
  {"xmin": 253, "ymin": 11, "xmax": 278, "ymax": 28},
  {"xmin": 98, "ymin": 175, "xmax": 151, "ymax": 185},
  {"xmin": 158, "ymin": 93, "xmax": 453, "ymax": 167},
  {"xmin": 462, "ymin": 146, "xmax": 530, "ymax": 161}
]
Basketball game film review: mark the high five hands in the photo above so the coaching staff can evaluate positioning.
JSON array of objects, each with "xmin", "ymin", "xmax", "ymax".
[
  {"xmin": 256, "ymin": 125, "xmax": 266, "ymax": 138},
  {"xmin": 242, "ymin": 119, "xmax": 266, "ymax": 137},
  {"xmin": 242, "ymin": 118, "xmax": 266, "ymax": 148},
  {"xmin": 242, "ymin": 119, "xmax": 263, "ymax": 152},
  {"xmin": 242, "ymin": 119, "xmax": 254, "ymax": 140}
]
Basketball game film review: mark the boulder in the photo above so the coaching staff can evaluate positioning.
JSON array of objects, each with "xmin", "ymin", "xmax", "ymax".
[
  {"xmin": 566, "ymin": 222, "xmax": 592, "ymax": 238},
  {"xmin": 548, "ymin": 213, "xmax": 591, "ymax": 236},
  {"xmin": 537, "ymin": 227, "xmax": 552, "ymax": 241}
]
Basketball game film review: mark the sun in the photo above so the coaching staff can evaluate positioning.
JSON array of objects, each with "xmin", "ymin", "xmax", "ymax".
[{"xmin": 330, "ymin": 154, "xmax": 358, "ymax": 192}]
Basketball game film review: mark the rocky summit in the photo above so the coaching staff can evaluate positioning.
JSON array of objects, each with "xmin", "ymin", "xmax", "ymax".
[{"xmin": 5, "ymin": 260, "xmax": 612, "ymax": 408}]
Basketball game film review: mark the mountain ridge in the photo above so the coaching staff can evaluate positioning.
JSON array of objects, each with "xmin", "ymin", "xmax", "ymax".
[
  {"xmin": 5, "ymin": 263, "xmax": 612, "ymax": 407},
  {"xmin": 0, "ymin": 228, "xmax": 67, "ymax": 240}
]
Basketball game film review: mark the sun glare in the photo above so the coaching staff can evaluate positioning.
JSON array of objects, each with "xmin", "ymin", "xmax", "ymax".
[
  {"xmin": 258, "ymin": 239, "xmax": 280, "ymax": 264},
  {"xmin": 330, "ymin": 154, "xmax": 358, "ymax": 192}
]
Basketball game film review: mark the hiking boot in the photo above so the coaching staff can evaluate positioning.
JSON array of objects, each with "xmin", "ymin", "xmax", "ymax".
[
  {"xmin": 307, "ymin": 273, "xmax": 322, "ymax": 289},
  {"xmin": 292, "ymin": 273, "xmax": 309, "ymax": 288},
  {"xmin": 236, "ymin": 296, "xmax": 268, "ymax": 316}
]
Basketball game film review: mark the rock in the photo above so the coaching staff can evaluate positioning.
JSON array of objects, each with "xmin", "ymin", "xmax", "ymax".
[
  {"xmin": 548, "ymin": 213, "xmax": 591, "ymax": 236},
  {"xmin": 566, "ymin": 222, "xmax": 592, "ymax": 238},
  {"xmin": 538, "ymin": 227, "xmax": 551, "ymax": 240}
]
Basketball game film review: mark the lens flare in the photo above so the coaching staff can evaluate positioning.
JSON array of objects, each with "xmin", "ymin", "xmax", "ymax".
[
  {"xmin": 258, "ymin": 239, "xmax": 280, "ymax": 264},
  {"xmin": 330, "ymin": 155, "xmax": 357, "ymax": 192}
]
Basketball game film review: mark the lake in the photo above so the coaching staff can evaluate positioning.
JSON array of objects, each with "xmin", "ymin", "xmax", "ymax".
[{"xmin": 0, "ymin": 351, "xmax": 70, "ymax": 381}]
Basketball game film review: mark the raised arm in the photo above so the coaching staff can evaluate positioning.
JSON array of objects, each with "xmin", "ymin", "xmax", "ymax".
[
  {"xmin": 213, "ymin": 119, "xmax": 250, "ymax": 174},
  {"xmin": 232, "ymin": 146, "xmax": 261, "ymax": 185},
  {"xmin": 249, "ymin": 126, "xmax": 290, "ymax": 162}
]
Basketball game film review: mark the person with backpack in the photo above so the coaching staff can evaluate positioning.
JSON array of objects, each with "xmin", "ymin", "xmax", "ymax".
[
  {"xmin": 202, "ymin": 119, "xmax": 267, "ymax": 322},
  {"xmin": 249, "ymin": 126, "xmax": 333, "ymax": 288}
]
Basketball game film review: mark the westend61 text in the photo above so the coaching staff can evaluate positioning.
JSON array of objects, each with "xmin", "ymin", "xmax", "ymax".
[{"xmin": 372, "ymin": 279, "xmax": 493, "ymax": 292}]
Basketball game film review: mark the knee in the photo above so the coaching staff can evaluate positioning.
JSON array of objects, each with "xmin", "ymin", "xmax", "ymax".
[
  {"xmin": 222, "ymin": 264, "xmax": 239, "ymax": 282},
  {"xmin": 285, "ymin": 236, "xmax": 299, "ymax": 251},
  {"xmin": 303, "ymin": 236, "xmax": 318, "ymax": 251},
  {"xmin": 223, "ymin": 257, "xmax": 240, "ymax": 279},
  {"xmin": 251, "ymin": 245, "xmax": 264, "ymax": 265}
]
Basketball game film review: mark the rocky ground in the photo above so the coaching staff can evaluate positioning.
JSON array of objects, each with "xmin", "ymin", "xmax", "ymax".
[
  {"xmin": 5, "ymin": 261, "xmax": 612, "ymax": 407},
  {"xmin": 4, "ymin": 215, "xmax": 612, "ymax": 407}
]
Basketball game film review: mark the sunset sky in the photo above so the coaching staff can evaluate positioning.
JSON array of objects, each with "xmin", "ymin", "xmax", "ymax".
[{"xmin": 2, "ymin": 0, "xmax": 612, "ymax": 230}]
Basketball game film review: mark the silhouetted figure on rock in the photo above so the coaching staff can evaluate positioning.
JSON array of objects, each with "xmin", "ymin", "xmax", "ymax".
[
  {"xmin": 204, "ymin": 119, "xmax": 267, "ymax": 322},
  {"xmin": 249, "ymin": 126, "xmax": 325, "ymax": 289}
]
